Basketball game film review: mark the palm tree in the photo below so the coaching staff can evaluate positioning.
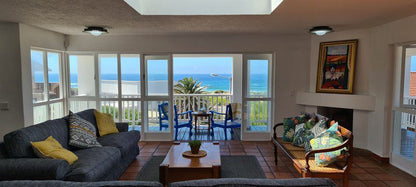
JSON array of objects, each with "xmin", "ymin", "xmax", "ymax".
[
  {"xmin": 174, "ymin": 77, "xmax": 206, "ymax": 94},
  {"xmin": 174, "ymin": 77, "xmax": 206, "ymax": 111}
]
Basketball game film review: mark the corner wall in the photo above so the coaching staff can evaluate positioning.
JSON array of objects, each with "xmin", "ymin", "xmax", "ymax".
[
  {"xmin": 308, "ymin": 14, "xmax": 416, "ymax": 157},
  {"xmin": 0, "ymin": 22, "xmax": 23, "ymax": 141},
  {"xmin": 19, "ymin": 24, "xmax": 65, "ymax": 126}
]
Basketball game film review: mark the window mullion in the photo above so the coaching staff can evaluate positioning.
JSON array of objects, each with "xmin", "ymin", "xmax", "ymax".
[
  {"xmin": 43, "ymin": 51, "xmax": 51, "ymax": 120},
  {"xmin": 117, "ymin": 53, "xmax": 122, "ymax": 122}
]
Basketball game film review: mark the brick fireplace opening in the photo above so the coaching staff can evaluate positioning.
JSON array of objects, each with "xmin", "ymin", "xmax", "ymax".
[{"xmin": 317, "ymin": 106, "xmax": 353, "ymax": 132}]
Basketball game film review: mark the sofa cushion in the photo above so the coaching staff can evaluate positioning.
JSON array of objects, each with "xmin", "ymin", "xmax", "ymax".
[
  {"xmin": 31, "ymin": 136, "xmax": 78, "ymax": 165},
  {"xmin": 169, "ymin": 178, "xmax": 337, "ymax": 187},
  {"xmin": 310, "ymin": 123, "xmax": 347, "ymax": 166},
  {"xmin": 97, "ymin": 130, "xmax": 140, "ymax": 158},
  {"xmin": 282, "ymin": 114, "xmax": 309, "ymax": 142},
  {"xmin": 4, "ymin": 118, "xmax": 69, "ymax": 158},
  {"xmin": 94, "ymin": 110, "xmax": 119, "ymax": 136},
  {"xmin": 69, "ymin": 111, "xmax": 102, "ymax": 149},
  {"xmin": 64, "ymin": 146, "xmax": 121, "ymax": 181}
]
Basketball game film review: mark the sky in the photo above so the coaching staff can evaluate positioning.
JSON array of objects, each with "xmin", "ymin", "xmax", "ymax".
[{"xmin": 411, "ymin": 56, "xmax": 416, "ymax": 72}]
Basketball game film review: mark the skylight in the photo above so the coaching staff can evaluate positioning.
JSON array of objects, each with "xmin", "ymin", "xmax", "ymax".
[{"xmin": 124, "ymin": 0, "xmax": 284, "ymax": 15}]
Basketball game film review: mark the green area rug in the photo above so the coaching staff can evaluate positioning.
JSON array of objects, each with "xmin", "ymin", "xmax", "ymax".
[{"xmin": 135, "ymin": 155, "xmax": 266, "ymax": 181}]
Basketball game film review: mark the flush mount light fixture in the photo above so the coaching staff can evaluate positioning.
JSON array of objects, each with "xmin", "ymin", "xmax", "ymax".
[
  {"xmin": 83, "ymin": 26, "xmax": 108, "ymax": 36},
  {"xmin": 124, "ymin": 0, "xmax": 284, "ymax": 15},
  {"xmin": 309, "ymin": 26, "xmax": 333, "ymax": 36}
]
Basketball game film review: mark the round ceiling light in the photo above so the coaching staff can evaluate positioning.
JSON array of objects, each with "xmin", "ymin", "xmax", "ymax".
[
  {"xmin": 309, "ymin": 26, "xmax": 333, "ymax": 36},
  {"xmin": 83, "ymin": 26, "xmax": 108, "ymax": 36}
]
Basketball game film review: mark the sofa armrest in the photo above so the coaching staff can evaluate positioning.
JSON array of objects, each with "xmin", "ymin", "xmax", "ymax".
[
  {"xmin": 0, "ymin": 158, "xmax": 70, "ymax": 180},
  {"xmin": 116, "ymin": 122, "xmax": 129, "ymax": 132}
]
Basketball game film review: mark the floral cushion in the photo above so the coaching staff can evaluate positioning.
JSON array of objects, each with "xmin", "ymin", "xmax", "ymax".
[
  {"xmin": 304, "ymin": 119, "xmax": 328, "ymax": 152},
  {"xmin": 310, "ymin": 123, "xmax": 347, "ymax": 166},
  {"xmin": 282, "ymin": 114, "xmax": 309, "ymax": 142}
]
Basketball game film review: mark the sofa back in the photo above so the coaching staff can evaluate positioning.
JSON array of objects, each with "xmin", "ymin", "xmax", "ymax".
[
  {"xmin": 3, "ymin": 118, "xmax": 70, "ymax": 158},
  {"xmin": 3, "ymin": 109, "xmax": 99, "ymax": 158}
]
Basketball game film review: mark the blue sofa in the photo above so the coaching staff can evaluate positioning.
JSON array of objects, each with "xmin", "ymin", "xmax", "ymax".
[{"xmin": 0, "ymin": 109, "xmax": 141, "ymax": 182}]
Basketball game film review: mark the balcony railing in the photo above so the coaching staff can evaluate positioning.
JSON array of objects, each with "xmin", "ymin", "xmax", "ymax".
[
  {"xmin": 68, "ymin": 94, "xmax": 232, "ymax": 126},
  {"xmin": 401, "ymin": 96, "xmax": 416, "ymax": 130}
]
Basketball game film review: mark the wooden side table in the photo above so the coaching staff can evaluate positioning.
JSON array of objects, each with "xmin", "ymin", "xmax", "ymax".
[
  {"xmin": 159, "ymin": 142, "xmax": 221, "ymax": 186},
  {"xmin": 191, "ymin": 112, "xmax": 212, "ymax": 135}
]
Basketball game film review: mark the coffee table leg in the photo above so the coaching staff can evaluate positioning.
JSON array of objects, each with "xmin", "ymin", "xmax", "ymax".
[
  {"xmin": 212, "ymin": 165, "xmax": 221, "ymax": 178},
  {"xmin": 160, "ymin": 164, "xmax": 168, "ymax": 186}
]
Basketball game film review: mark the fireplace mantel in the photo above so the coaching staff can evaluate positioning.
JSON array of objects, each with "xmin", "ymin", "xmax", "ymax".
[{"xmin": 296, "ymin": 92, "xmax": 376, "ymax": 111}]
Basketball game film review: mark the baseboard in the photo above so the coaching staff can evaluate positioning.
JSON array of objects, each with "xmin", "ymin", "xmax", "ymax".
[{"xmin": 371, "ymin": 152, "xmax": 389, "ymax": 163}]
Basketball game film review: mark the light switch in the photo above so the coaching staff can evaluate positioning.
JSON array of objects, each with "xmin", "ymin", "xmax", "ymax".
[{"xmin": 0, "ymin": 102, "xmax": 9, "ymax": 111}]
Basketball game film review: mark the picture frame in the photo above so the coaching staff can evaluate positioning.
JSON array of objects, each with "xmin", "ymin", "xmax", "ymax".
[{"xmin": 316, "ymin": 39, "xmax": 358, "ymax": 94}]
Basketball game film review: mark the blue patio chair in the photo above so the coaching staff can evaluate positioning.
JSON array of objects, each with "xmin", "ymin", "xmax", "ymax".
[
  {"xmin": 210, "ymin": 104, "xmax": 241, "ymax": 140},
  {"xmin": 158, "ymin": 103, "xmax": 193, "ymax": 140}
]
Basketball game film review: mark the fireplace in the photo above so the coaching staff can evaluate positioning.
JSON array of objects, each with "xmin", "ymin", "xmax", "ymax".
[{"xmin": 317, "ymin": 107, "xmax": 353, "ymax": 132}]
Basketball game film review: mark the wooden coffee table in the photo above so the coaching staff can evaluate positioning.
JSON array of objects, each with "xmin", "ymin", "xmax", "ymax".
[{"xmin": 159, "ymin": 142, "xmax": 221, "ymax": 186}]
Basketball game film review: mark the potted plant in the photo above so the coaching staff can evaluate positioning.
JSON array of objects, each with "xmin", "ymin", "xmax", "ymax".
[{"xmin": 188, "ymin": 140, "xmax": 201, "ymax": 154}]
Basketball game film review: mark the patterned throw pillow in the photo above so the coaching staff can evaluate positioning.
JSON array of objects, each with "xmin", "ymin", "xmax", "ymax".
[
  {"xmin": 69, "ymin": 111, "xmax": 102, "ymax": 148},
  {"xmin": 304, "ymin": 119, "xmax": 328, "ymax": 152},
  {"xmin": 292, "ymin": 126, "xmax": 314, "ymax": 147},
  {"xmin": 310, "ymin": 123, "xmax": 347, "ymax": 166},
  {"xmin": 282, "ymin": 114, "xmax": 309, "ymax": 142}
]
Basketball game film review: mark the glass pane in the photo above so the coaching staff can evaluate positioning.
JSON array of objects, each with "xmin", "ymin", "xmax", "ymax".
[
  {"xmin": 398, "ymin": 111, "xmax": 415, "ymax": 160},
  {"xmin": 121, "ymin": 54, "xmax": 140, "ymax": 98},
  {"xmin": 146, "ymin": 57, "xmax": 168, "ymax": 96},
  {"xmin": 122, "ymin": 101, "xmax": 141, "ymax": 126},
  {"xmin": 100, "ymin": 101, "xmax": 119, "ymax": 121},
  {"xmin": 31, "ymin": 50, "xmax": 46, "ymax": 103},
  {"xmin": 99, "ymin": 54, "xmax": 118, "ymax": 98},
  {"xmin": 50, "ymin": 102, "xmax": 64, "ymax": 120},
  {"xmin": 69, "ymin": 55, "xmax": 95, "ymax": 96},
  {"xmin": 246, "ymin": 101, "xmax": 270, "ymax": 132},
  {"xmin": 173, "ymin": 57, "xmax": 232, "ymax": 93},
  {"xmin": 69, "ymin": 100, "xmax": 96, "ymax": 113},
  {"xmin": 248, "ymin": 59, "xmax": 269, "ymax": 97},
  {"xmin": 33, "ymin": 105, "xmax": 47, "ymax": 124},
  {"xmin": 403, "ymin": 48, "xmax": 416, "ymax": 106},
  {"xmin": 147, "ymin": 101, "xmax": 169, "ymax": 132},
  {"xmin": 47, "ymin": 52, "xmax": 61, "ymax": 99}
]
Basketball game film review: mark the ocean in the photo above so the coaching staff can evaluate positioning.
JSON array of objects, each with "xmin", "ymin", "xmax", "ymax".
[{"xmin": 35, "ymin": 73, "xmax": 267, "ymax": 93}]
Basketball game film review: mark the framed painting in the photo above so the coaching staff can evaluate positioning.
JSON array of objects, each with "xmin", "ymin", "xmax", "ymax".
[{"xmin": 316, "ymin": 39, "xmax": 358, "ymax": 94}]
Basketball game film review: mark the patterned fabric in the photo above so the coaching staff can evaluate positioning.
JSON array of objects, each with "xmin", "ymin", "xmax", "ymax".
[
  {"xmin": 305, "ymin": 119, "xmax": 328, "ymax": 152},
  {"xmin": 31, "ymin": 136, "xmax": 78, "ymax": 165},
  {"xmin": 230, "ymin": 103, "xmax": 242, "ymax": 120},
  {"xmin": 292, "ymin": 127, "xmax": 314, "ymax": 147},
  {"xmin": 68, "ymin": 111, "xmax": 102, "ymax": 149},
  {"xmin": 282, "ymin": 114, "xmax": 309, "ymax": 142},
  {"xmin": 310, "ymin": 123, "xmax": 347, "ymax": 166}
]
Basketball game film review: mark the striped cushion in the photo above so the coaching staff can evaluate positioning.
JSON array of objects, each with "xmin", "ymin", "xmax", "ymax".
[{"xmin": 68, "ymin": 111, "xmax": 102, "ymax": 149}]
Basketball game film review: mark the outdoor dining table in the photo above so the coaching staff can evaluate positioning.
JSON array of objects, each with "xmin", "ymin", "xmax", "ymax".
[{"xmin": 191, "ymin": 112, "xmax": 212, "ymax": 136}]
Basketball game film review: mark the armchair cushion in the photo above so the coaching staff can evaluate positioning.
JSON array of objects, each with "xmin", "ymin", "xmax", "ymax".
[
  {"xmin": 0, "ymin": 158, "xmax": 70, "ymax": 180},
  {"xmin": 310, "ymin": 123, "xmax": 347, "ymax": 166}
]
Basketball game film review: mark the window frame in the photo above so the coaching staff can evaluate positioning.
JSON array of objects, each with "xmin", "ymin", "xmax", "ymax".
[
  {"xmin": 30, "ymin": 47, "xmax": 65, "ymax": 124},
  {"xmin": 400, "ymin": 45, "xmax": 416, "ymax": 109}
]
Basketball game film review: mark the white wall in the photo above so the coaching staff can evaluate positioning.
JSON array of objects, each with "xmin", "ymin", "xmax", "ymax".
[
  {"xmin": 0, "ymin": 22, "xmax": 23, "ymax": 141},
  {"xmin": 19, "ymin": 24, "xmax": 65, "ymax": 126},
  {"xmin": 68, "ymin": 34, "xmax": 311, "ymax": 134},
  {"xmin": 308, "ymin": 14, "xmax": 416, "ymax": 157}
]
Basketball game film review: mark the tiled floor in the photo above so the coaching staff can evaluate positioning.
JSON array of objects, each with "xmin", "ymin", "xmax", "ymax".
[{"xmin": 119, "ymin": 141, "xmax": 416, "ymax": 187}]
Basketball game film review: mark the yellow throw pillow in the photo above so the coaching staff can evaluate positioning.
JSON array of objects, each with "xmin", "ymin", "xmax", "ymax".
[
  {"xmin": 94, "ymin": 109, "xmax": 119, "ymax": 136},
  {"xmin": 31, "ymin": 136, "xmax": 78, "ymax": 165}
]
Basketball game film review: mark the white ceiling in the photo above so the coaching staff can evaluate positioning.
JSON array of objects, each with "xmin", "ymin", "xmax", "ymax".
[{"xmin": 0, "ymin": 0, "xmax": 415, "ymax": 35}]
